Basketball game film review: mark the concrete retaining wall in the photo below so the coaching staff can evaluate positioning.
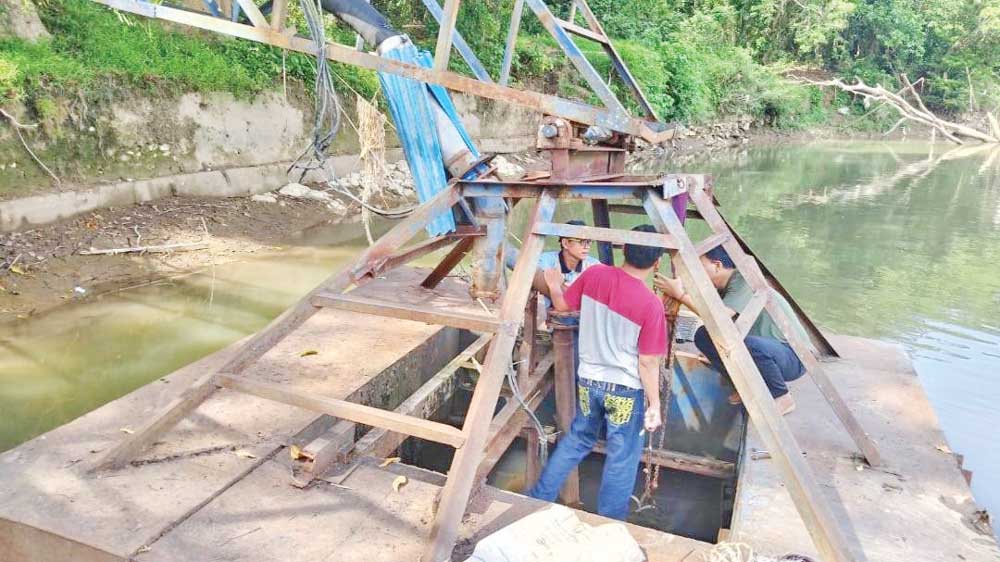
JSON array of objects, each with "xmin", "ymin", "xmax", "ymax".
[{"xmin": 0, "ymin": 89, "xmax": 539, "ymax": 232}]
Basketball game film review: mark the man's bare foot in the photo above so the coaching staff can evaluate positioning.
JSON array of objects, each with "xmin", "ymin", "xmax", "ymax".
[{"xmin": 775, "ymin": 393, "xmax": 796, "ymax": 415}]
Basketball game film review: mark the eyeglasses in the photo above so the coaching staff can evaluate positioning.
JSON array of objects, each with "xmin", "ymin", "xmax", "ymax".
[{"xmin": 567, "ymin": 239, "xmax": 592, "ymax": 247}]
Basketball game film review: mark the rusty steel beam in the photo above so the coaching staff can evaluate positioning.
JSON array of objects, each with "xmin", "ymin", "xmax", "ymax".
[
  {"xmin": 572, "ymin": 0, "xmax": 658, "ymax": 120},
  {"xmin": 549, "ymin": 311, "xmax": 581, "ymax": 505},
  {"xmin": 523, "ymin": 0, "xmax": 627, "ymax": 119},
  {"xmin": 499, "ymin": 0, "xmax": 526, "ymax": 86}
]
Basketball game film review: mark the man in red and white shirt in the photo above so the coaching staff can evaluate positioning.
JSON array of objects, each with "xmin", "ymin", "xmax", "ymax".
[{"xmin": 528, "ymin": 225, "xmax": 667, "ymax": 520}]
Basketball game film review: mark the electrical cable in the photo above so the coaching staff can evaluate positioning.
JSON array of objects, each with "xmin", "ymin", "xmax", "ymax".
[
  {"xmin": 505, "ymin": 360, "xmax": 549, "ymax": 467},
  {"xmin": 289, "ymin": 0, "xmax": 415, "ymax": 219},
  {"xmin": 321, "ymin": 183, "xmax": 417, "ymax": 217}
]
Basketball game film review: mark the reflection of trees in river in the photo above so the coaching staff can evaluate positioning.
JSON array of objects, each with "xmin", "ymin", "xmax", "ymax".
[{"xmin": 705, "ymin": 144, "xmax": 1000, "ymax": 339}]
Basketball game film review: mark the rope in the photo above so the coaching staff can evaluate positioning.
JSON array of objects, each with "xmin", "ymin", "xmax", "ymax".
[
  {"xmin": 466, "ymin": 353, "xmax": 548, "ymax": 468},
  {"xmin": 321, "ymin": 183, "xmax": 416, "ymax": 217},
  {"xmin": 357, "ymin": 93, "xmax": 386, "ymax": 244}
]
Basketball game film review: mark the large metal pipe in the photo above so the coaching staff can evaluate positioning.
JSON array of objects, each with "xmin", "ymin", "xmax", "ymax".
[
  {"xmin": 428, "ymin": 94, "xmax": 506, "ymax": 300},
  {"xmin": 319, "ymin": 0, "xmax": 400, "ymax": 47},
  {"xmin": 430, "ymin": 101, "xmax": 478, "ymax": 178}
]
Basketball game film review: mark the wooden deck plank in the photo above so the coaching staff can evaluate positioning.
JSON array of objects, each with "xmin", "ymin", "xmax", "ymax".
[
  {"xmin": 134, "ymin": 460, "xmax": 711, "ymax": 562},
  {"xmin": 534, "ymin": 221, "xmax": 678, "ymax": 248},
  {"xmin": 336, "ymin": 263, "xmax": 499, "ymax": 333},
  {"xmin": 214, "ymin": 374, "xmax": 467, "ymax": 448},
  {"xmin": 312, "ymin": 291, "xmax": 500, "ymax": 333}
]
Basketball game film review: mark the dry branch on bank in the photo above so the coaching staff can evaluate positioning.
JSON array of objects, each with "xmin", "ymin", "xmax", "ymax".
[
  {"xmin": 0, "ymin": 108, "xmax": 63, "ymax": 186},
  {"xmin": 793, "ymin": 75, "xmax": 999, "ymax": 145},
  {"xmin": 79, "ymin": 242, "xmax": 208, "ymax": 255}
]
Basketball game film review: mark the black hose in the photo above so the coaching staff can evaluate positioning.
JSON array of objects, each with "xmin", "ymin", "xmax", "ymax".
[{"xmin": 319, "ymin": 0, "xmax": 400, "ymax": 47}]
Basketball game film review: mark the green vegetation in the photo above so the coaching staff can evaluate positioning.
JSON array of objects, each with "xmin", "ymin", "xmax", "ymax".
[
  {"xmin": 382, "ymin": 0, "xmax": 1000, "ymax": 125},
  {"xmin": 0, "ymin": 0, "xmax": 317, "ymax": 102},
  {"xmin": 1, "ymin": 0, "xmax": 998, "ymax": 128}
]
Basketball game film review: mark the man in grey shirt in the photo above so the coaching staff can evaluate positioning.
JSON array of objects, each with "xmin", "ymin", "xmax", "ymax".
[{"xmin": 655, "ymin": 246, "xmax": 809, "ymax": 414}]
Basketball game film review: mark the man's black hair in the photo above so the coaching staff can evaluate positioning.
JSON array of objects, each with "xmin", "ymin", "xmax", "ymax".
[
  {"xmin": 623, "ymin": 224, "xmax": 664, "ymax": 269},
  {"xmin": 559, "ymin": 219, "xmax": 587, "ymax": 242},
  {"xmin": 704, "ymin": 246, "xmax": 736, "ymax": 269}
]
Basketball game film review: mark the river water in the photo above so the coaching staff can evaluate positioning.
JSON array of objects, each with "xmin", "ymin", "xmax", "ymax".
[{"xmin": 1, "ymin": 141, "xmax": 998, "ymax": 522}]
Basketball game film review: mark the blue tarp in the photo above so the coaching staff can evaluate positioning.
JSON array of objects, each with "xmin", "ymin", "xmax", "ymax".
[{"xmin": 377, "ymin": 45, "xmax": 459, "ymax": 236}]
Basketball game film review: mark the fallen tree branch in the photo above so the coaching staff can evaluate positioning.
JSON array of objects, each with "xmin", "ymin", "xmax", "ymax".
[
  {"xmin": 792, "ymin": 75, "xmax": 999, "ymax": 145},
  {"xmin": 899, "ymin": 74, "xmax": 965, "ymax": 144},
  {"xmin": 0, "ymin": 108, "xmax": 63, "ymax": 187},
  {"xmin": 79, "ymin": 242, "xmax": 208, "ymax": 256},
  {"xmin": 860, "ymin": 78, "xmax": 923, "ymax": 119}
]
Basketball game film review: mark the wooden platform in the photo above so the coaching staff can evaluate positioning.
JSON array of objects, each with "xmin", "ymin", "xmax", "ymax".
[
  {"xmin": 0, "ymin": 278, "xmax": 459, "ymax": 561},
  {"xmin": 731, "ymin": 334, "xmax": 1000, "ymax": 562},
  {"xmin": 312, "ymin": 268, "xmax": 501, "ymax": 333},
  {"xmin": 0, "ymin": 269, "xmax": 709, "ymax": 562},
  {"xmin": 4, "ymin": 264, "xmax": 995, "ymax": 562}
]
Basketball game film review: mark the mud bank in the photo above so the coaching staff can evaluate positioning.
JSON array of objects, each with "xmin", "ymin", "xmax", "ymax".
[{"xmin": 0, "ymin": 153, "xmax": 543, "ymax": 324}]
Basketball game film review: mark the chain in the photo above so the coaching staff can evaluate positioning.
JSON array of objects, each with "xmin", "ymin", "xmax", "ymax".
[{"xmin": 636, "ymin": 294, "xmax": 681, "ymax": 512}]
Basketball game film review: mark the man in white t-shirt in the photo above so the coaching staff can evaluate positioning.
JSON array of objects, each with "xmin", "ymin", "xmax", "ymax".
[{"xmin": 507, "ymin": 219, "xmax": 600, "ymax": 308}]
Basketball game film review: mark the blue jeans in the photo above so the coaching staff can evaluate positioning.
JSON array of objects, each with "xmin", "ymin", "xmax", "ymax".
[
  {"xmin": 528, "ymin": 377, "xmax": 645, "ymax": 520},
  {"xmin": 694, "ymin": 326, "xmax": 804, "ymax": 398}
]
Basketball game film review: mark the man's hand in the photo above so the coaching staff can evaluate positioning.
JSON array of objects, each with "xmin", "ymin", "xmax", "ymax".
[
  {"xmin": 653, "ymin": 273, "xmax": 684, "ymax": 300},
  {"xmin": 542, "ymin": 268, "xmax": 564, "ymax": 291},
  {"xmin": 544, "ymin": 268, "xmax": 572, "ymax": 312},
  {"xmin": 644, "ymin": 405, "xmax": 662, "ymax": 432}
]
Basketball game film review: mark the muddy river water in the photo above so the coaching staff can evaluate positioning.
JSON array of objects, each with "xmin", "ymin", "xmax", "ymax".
[{"xmin": 2, "ymin": 140, "xmax": 998, "ymax": 524}]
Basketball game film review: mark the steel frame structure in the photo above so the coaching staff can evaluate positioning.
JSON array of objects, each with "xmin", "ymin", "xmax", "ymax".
[
  {"xmin": 85, "ymin": 1, "xmax": 879, "ymax": 561},
  {"xmin": 92, "ymin": 175, "xmax": 875, "ymax": 562}
]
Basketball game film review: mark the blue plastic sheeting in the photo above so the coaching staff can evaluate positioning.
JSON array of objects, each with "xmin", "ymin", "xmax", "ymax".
[{"xmin": 377, "ymin": 44, "xmax": 456, "ymax": 236}]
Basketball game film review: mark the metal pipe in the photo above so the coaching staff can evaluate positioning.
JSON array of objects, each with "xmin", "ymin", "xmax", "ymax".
[
  {"xmin": 549, "ymin": 310, "xmax": 581, "ymax": 505},
  {"xmin": 427, "ymin": 93, "xmax": 507, "ymax": 299},
  {"xmin": 430, "ymin": 100, "xmax": 478, "ymax": 177},
  {"xmin": 319, "ymin": 0, "xmax": 400, "ymax": 48}
]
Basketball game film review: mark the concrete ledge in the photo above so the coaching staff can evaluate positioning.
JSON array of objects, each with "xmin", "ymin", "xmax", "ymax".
[
  {"xmin": 0, "ymin": 133, "xmax": 531, "ymax": 232},
  {"xmin": 0, "ymin": 147, "xmax": 417, "ymax": 232},
  {"xmin": 0, "ymin": 162, "xmax": 293, "ymax": 232},
  {"xmin": 730, "ymin": 334, "xmax": 1000, "ymax": 562}
]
